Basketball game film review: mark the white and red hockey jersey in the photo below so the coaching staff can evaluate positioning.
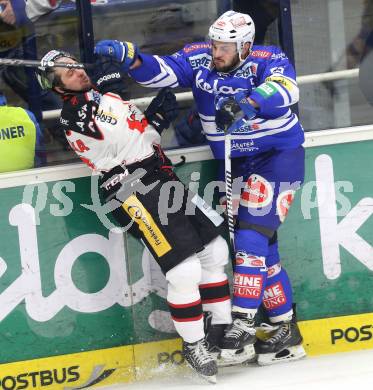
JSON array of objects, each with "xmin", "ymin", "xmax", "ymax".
[{"xmin": 59, "ymin": 90, "xmax": 161, "ymax": 172}]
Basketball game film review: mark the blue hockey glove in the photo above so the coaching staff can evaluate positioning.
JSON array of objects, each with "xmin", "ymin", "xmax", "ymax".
[
  {"xmin": 234, "ymin": 91, "xmax": 258, "ymax": 120},
  {"xmin": 174, "ymin": 108, "xmax": 206, "ymax": 146},
  {"xmin": 94, "ymin": 40, "xmax": 138, "ymax": 72},
  {"xmin": 88, "ymin": 54, "xmax": 127, "ymax": 95},
  {"xmin": 214, "ymin": 94, "xmax": 242, "ymax": 132},
  {"xmin": 144, "ymin": 87, "xmax": 178, "ymax": 134}
]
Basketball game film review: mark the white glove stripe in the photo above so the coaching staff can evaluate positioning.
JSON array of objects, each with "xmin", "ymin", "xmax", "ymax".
[{"xmin": 120, "ymin": 42, "xmax": 125, "ymax": 63}]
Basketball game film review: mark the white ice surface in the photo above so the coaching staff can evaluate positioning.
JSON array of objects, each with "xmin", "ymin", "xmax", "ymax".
[{"xmin": 102, "ymin": 349, "xmax": 373, "ymax": 390}]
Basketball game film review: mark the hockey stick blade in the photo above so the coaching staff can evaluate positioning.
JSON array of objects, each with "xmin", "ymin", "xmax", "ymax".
[{"xmin": 0, "ymin": 58, "xmax": 93, "ymax": 69}]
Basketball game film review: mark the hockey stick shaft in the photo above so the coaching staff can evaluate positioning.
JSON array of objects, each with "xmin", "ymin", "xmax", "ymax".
[
  {"xmin": 223, "ymin": 116, "xmax": 247, "ymax": 253},
  {"xmin": 0, "ymin": 58, "xmax": 92, "ymax": 69},
  {"xmin": 224, "ymin": 124, "xmax": 235, "ymax": 252}
]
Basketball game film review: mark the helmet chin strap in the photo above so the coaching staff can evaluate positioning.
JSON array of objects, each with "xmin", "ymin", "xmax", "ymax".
[
  {"xmin": 238, "ymin": 41, "xmax": 253, "ymax": 62},
  {"xmin": 231, "ymin": 47, "xmax": 252, "ymax": 72}
]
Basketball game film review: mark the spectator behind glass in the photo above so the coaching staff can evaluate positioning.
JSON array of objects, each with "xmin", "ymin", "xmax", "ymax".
[
  {"xmin": 0, "ymin": 0, "xmax": 108, "ymax": 26},
  {"xmin": 342, "ymin": 0, "xmax": 373, "ymax": 69},
  {"xmin": 233, "ymin": 0, "xmax": 279, "ymax": 45},
  {"xmin": 0, "ymin": 90, "xmax": 44, "ymax": 172},
  {"xmin": 0, "ymin": 0, "xmax": 69, "ymax": 155},
  {"xmin": 0, "ymin": 0, "xmax": 61, "ymax": 26}
]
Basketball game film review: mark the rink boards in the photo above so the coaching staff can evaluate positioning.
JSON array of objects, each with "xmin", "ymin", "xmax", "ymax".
[{"xmin": 0, "ymin": 128, "xmax": 372, "ymax": 389}]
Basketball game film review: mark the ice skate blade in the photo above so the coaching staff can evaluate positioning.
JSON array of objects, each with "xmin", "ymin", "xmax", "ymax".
[
  {"xmin": 205, "ymin": 374, "xmax": 217, "ymax": 384},
  {"xmin": 257, "ymin": 344, "xmax": 306, "ymax": 366},
  {"xmin": 185, "ymin": 362, "xmax": 217, "ymax": 384},
  {"xmin": 219, "ymin": 344, "xmax": 256, "ymax": 367},
  {"xmin": 193, "ymin": 371, "xmax": 217, "ymax": 385}
]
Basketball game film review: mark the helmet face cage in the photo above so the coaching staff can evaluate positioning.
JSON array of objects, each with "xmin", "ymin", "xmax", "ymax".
[
  {"xmin": 36, "ymin": 68, "xmax": 55, "ymax": 90},
  {"xmin": 36, "ymin": 49, "xmax": 77, "ymax": 90},
  {"xmin": 208, "ymin": 10, "xmax": 255, "ymax": 60}
]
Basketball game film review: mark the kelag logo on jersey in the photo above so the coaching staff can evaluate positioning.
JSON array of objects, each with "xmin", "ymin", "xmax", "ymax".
[
  {"xmin": 189, "ymin": 54, "xmax": 211, "ymax": 70},
  {"xmin": 195, "ymin": 70, "xmax": 246, "ymax": 95}
]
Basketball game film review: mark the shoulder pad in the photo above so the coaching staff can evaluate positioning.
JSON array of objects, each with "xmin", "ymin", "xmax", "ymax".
[{"xmin": 60, "ymin": 93, "xmax": 103, "ymax": 139}]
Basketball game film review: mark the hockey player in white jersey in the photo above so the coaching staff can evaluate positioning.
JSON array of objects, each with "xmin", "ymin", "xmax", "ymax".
[
  {"xmin": 93, "ymin": 9, "xmax": 307, "ymax": 366},
  {"xmin": 36, "ymin": 49, "xmax": 234, "ymax": 383}
]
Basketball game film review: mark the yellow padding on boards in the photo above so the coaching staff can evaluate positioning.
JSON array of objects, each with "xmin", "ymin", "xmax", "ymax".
[{"xmin": 298, "ymin": 312, "xmax": 373, "ymax": 355}]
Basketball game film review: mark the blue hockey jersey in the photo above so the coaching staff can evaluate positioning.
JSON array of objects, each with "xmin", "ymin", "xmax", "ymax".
[{"xmin": 129, "ymin": 42, "xmax": 305, "ymax": 159}]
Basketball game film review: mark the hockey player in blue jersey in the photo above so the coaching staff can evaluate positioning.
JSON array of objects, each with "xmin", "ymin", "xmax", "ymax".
[{"xmin": 94, "ymin": 10, "xmax": 306, "ymax": 366}]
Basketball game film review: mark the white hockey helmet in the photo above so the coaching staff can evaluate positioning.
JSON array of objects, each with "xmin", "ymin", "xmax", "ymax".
[
  {"xmin": 36, "ymin": 49, "xmax": 77, "ymax": 90},
  {"xmin": 208, "ymin": 10, "xmax": 255, "ymax": 60}
]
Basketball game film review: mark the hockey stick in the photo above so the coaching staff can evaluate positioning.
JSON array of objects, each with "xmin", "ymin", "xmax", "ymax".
[
  {"xmin": 216, "ymin": 96, "xmax": 249, "ymax": 255},
  {"xmin": 215, "ymin": 96, "xmax": 239, "ymax": 253},
  {"xmin": 0, "ymin": 58, "xmax": 92, "ymax": 69},
  {"xmin": 224, "ymin": 117, "xmax": 252, "ymax": 251},
  {"xmin": 224, "ymin": 123, "xmax": 236, "ymax": 252}
]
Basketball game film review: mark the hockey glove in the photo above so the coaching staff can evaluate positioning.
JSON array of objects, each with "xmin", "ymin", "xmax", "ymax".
[
  {"xmin": 88, "ymin": 55, "xmax": 127, "ymax": 95},
  {"xmin": 214, "ymin": 95, "xmax": 242, "ymax": 132},
  {"xmin": 153, "ymin": 144, "xmax": 176, "ymax": 179},
  {"xmin": 144, "ymin": 87, "xmax": 178, "ymax": 134},
  {"xmin": 234, "ymin": 91, "xmax": 258, "ymax": 120},
  {"xmin": 94, "ymin": 39, "xmax": 138, "ymax": 72},
  {"xmin": 174, "ymin": 108, "xmax": 206, "ymax": 146}
]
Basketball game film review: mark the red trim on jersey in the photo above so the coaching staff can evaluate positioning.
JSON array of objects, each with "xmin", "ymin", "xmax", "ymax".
[
  {"xmin": 199, "ymin": 280, "xmax": 229, "ymax": 289},
  {"xmin": 167, "ymin": 299, "xmax": 201, "ymax": 309},
  {"xmin": 171, "ymin": 314, "xmax": 204, "ymax": 322},
  {"xmin": 79, "ymin": 156, "xmax": 96, "ymax": 170}
]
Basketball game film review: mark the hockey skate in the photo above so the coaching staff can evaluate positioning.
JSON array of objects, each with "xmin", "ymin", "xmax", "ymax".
[
  {"xmin": 203, "ymin": 311, "xmax": 227, "ymax": 360},
  {"xmin": 206, "ymin": 324, "xmax": 226, "ymax": 353},
  {"xmin": 255, "ymin": 316, "xmax": 306, "ymax": 365},
  {"xmin": 182, "ymin": 339, "xmax": 218, "ymax": 383},
  {"xmin": 219, "ymin": 313, "xmax": 257, "ymax": 366}
]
